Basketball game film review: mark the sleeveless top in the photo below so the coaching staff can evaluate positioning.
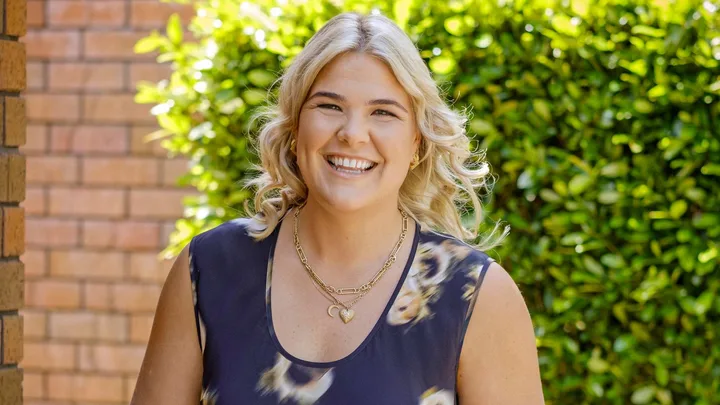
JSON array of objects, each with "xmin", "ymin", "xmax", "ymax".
[{"xmin": 188, "ymin": 217, "xmax": 494, "ymax": 405}]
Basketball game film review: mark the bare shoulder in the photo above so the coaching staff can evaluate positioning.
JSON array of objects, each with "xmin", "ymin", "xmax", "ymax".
[
  {"xmin": 457, "ymin": 262, "xmax": 545, "ymax": 405},
  {"xmin": 130, "ymin": 245, "xmax": 203, "ymax": 405}
]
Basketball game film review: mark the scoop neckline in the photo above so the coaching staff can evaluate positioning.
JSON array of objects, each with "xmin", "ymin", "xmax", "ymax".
[{"xmin": 264, "ymin": 213, "xmax": 420, "ymax": 369}]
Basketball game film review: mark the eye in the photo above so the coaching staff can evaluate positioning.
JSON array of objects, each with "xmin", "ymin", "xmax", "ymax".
[
  {"xmin": 372, "ymin": 109, "xmax": 398, "ymax": 118},
  {"xmin": 318, "ymin": 104, "xmax": 342, "ymax": 111}
]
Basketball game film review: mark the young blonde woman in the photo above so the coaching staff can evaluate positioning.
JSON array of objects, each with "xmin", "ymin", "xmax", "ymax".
[{"xmin": 132, "ymin": 12, "xmax": 544, "ymax": 405}]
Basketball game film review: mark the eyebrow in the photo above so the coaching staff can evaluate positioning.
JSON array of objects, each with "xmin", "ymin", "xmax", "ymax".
[{"xmin": 306, "ymin": 91, "xmax": 409, "ymax": 113}]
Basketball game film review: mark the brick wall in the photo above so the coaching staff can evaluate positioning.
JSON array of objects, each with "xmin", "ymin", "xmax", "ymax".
[
  {"xmin": 1, "ymin": 0, "xmax": 28, "ymax": 404},
  {"xmin": 22, "ymin": 1, "xmax": 194, "ymax": 404}
]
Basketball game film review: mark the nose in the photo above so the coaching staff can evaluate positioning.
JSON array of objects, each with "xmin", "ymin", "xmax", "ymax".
[{"xmin": 336, "ymin": 113, "xmax": 370, "ymax": 147}]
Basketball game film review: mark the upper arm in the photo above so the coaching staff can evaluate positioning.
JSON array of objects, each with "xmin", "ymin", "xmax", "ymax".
[
  {"xmin": 457, "ymin": 262, "xmax": 544, "ymax": 405},
  {"xmin": 131, "ymin": 245, "xmax": 203, "ymax": 405}
]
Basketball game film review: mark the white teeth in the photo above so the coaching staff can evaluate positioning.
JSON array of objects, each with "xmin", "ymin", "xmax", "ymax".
[{"xmin": 327, "ymin": 155, "xmax": 375, "ymax": 171}]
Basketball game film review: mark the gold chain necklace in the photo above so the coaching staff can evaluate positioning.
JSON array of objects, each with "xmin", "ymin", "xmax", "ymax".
[{"xmin": 293, "ymin": 205, "xmax": 409, "ymax": 324}]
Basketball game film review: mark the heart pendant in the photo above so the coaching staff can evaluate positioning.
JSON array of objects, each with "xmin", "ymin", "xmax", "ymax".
[{"xmin": 339, "ymin": 308, "xmax": 355, "ymax": 324}]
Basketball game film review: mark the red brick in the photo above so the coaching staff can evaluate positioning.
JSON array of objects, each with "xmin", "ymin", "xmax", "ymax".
[
  {"xmin": 49, "ymin": 250, "xmax": 124, "ymax": 280},
  {"xmin": 160, "ymin": 221, "xmax": 176, "ymax": 246},
  {"xmin": 83, "ymin": 94, "xmax": 154, "ymax": 124},
  {"xmin": 20, "ymin": 309, "xmax": 47, "ymax": 340},
  {"xmin": 26, "ymin": 279, "xmax": 81, "ymax": 309},
  {"xmin": 23, "ymin": 371, "xmax": 44, "ymax": 399},
  {"xmin": 47, "ymin": 373, "xmax": 124, "ymax": 402},
  {"xmin": 48, "ymin": 1, "xmax": 126, "ymax": 28},
  {"xmin": 48, "ymin": 127, "xmax": 71, "ymax": 153},
  {"xmin": 111, "ymin": 284, "xmax": 161, "ymax": 313},
  {"xmin": 48, "ymin": 188, "xmax": 125, "ymax": 218},
  {"xmin": 83, "ymin": 31, "xmax": 152, "ymax": 60},
  {"xmin": 97, "ymin": 314, "xmax": 129, "ymax": 342},
  {"xmin": 48, "ymin": 312, "xmax": 127, "ymax": 342},
  {"xmin": 27, "ymin": 62, "xmax": 45, "ymax": 91},
  {"xmin": 129, "ymin": 252, "xmax": 173, "ymax": 283},
  {"xmin": 2, "ymin": 207, "xmax": 25, "ymax": 257},
  {"xmin": 22, "ymin": 249, "xmax": 47, "ymax": 277},
  {"xmin": 80, "ymin": 344, "xmax": 145, "ymax": 373},
  {"xmin": 24, "ymin": 31, "xmax": 80, "ymax": 60},
  {"xmin": 128, "ymin": 63, "xmax": 172, "ymax": 88},
  {"xmin": 26, "ymin": 156, "xmax": 78, "ymax": 184},
  {"xmin": 82, "ymin": 220, "xmax": 161, "ymax": 250},
  {"xmin": 117, "ymin": 221, "xmax": 161, "ymax": 250},
  {"xmin": 129, "ymin": 314, "xmax": 154, "ymax": 344},
  {"xmin": 23, "ymin": 187, "xmax": 46, "ymax": 216},
  {"xmin": 126, "ymin": 375, "xmax": 138, "ymax": 402},
  {"xmin": 50, "ymin": 125, "xmax": 128, "ymax": 154},
  {"xmin": 82, "ymin": 157, "xmax": 159, "ymax": 186},
  {"xmin": 24, "ymin": 124, "xmax": 48, "ymax": 154},
  {"xmin": 83, "ymin": 282, "xmax": 111, "ymax": 310},
  {"xmin": 26, "ymin": 94, "xmax": 80, "ymax": 123},
  {"xmin": 26, "ymin": 218, "xmax": 79, "ymax": 248},
  {"xmin": 48, "ymin": 62, "xmax": 125, "ymax": 91},
  {"xmin": 81, "ymin": 220, "xmax": 115, "ymax": 248},
  {"xmin": 130, "ymin": 189, "xmax": 189, "ymax": 219},
  {"xmin": 130, "ymin": 1, "xmax": 194, "ymax": 28},
  {"xmin": 162, "ymin": 158, "xmax": 189, "ymax": 186},
  {"xmin": 130, "ymin": 126, "xmax": 167, "ymax": 156},
  {"xmin": 23, "ymin": 342, "xmax": 76, "ymax": 370},
  {"xmin": 28, "ymin": 1, "xmax": 46, "ymax": 28}
]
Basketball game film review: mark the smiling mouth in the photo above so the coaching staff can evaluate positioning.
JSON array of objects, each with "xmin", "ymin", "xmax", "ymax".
[{"xmin": 326, "ymin": 155, "xmax": 378, "ymax": 174}]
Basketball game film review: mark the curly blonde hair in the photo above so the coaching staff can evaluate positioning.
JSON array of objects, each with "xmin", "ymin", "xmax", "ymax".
[{"xmin": 246, "ymin": 12, "xmax": 509, "ymax": 251}]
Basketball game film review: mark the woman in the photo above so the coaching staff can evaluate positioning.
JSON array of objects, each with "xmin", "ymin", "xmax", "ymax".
[{"xmin": 132, "ymin": 12, "xmax": 544, "ymax": 405}]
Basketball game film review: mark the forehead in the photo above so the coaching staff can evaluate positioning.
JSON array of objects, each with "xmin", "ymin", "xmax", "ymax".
[{"xmin": 310, "ymin": 52, "xmax": 411, "ymax": 106}]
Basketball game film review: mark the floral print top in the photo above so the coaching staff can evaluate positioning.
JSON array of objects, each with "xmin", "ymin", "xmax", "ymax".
[{"xmin": 189, "ymin": 217, "xmax": 494, "ymax": 405}]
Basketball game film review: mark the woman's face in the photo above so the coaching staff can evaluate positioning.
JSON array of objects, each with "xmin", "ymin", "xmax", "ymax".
[{"xmin": 296, "ymin": 52, "xmax": 418, "ymax": 213}]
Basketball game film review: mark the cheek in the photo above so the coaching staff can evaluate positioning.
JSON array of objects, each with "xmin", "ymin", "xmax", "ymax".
[
  {"xmin": 297, "ymin": 110, "xmax": 339, "ymax": 150},
  {"xmin": 373, "ymin": 124, "xmax": 415, "ymax": 164}
]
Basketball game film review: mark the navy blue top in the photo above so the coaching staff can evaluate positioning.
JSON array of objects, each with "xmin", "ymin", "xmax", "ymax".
[{"xmin": 188, "ymin": 216, "xmax": 493, "ymax": 405}]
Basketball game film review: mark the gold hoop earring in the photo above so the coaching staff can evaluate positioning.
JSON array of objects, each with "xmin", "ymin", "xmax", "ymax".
[
  {"xmin": 410, "ymin": 153, "xmax": 420, "ymax": 169},
  {"xmin": 290, "ymin": 138, "xmax": 297, "ymax": 155}
]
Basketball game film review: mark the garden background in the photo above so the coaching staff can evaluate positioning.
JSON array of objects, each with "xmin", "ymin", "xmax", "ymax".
[{"xmin": 20, "ymin": 0, "xmax": 719, "ymax": 404}]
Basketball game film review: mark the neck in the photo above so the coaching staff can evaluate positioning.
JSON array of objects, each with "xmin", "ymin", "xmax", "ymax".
[{"xmin": 295, "ymin": 197, "xmax": 407, "ymax": 270}]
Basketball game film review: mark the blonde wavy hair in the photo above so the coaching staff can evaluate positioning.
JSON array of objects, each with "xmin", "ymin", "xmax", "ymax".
[{"xmin": 246, "ymin": 12, "xmax": 509, "ymax": 251}]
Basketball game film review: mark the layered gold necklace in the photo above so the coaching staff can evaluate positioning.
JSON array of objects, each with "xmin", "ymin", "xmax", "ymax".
[{"xmin": 293, "ymin": 205, "xmax": 409, "ymax": 324}]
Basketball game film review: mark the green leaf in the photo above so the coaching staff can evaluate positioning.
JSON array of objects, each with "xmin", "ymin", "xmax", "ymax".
[
  {"xmin": 429, "ymin": 56, "xmax": 457, "ymax": 75},
  {"xmin": 568, "ymin": 174, "xmax": 592, "ymax": 195},
  {"xmin": 631, "ymin": 386, "xmax": 657, "ymax": 404},
  {"xmin": 247, "ymin": 69, "xmax": 277, "ymax": 88},
  {"xmin": 532, "ymin": 99, "xmax": 552, "ymax": 121},
  {"xmin": 393, "ymin": 0, "xmax": 412, "ymax": 30},
  {"xmin": 167, "ymin": 14, "xmax": 183, "ymax": 45},
  {"xmin": 135, "ymin": 32, "xmax": 167, "ymax": 54},
  {"xmin": 632, "ymin": 25, "xmax": 665, "ymax": 38},
  {"xmin": 241, "ymin": 89, "xmax": 267, "ymax": 105},
  {"xmin": 601, "ymin": 162, "xmax": 628, "ymax": 177},
  {"xmin": 598, "ymin": 191, "xmax": 621, "ymax": 204},
  {"xmin": 648, "ymin": 85, "xmax": 667, "ymax": 98},
  {"xmin": 669, "ymin": 200, "xmax": 687, "ymax": 218},
  {"xmin": 655, "ymin": 365, "xmax": 669, "ymax": 386},
  {"xmin": 588, "ymin": 356, "xmax": 609, "ymax": 373}
]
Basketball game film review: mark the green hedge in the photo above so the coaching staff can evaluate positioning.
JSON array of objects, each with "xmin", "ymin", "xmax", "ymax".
[{"xmin": 135, "ymin": 0, "xmax": 720, "ymax": 403}]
